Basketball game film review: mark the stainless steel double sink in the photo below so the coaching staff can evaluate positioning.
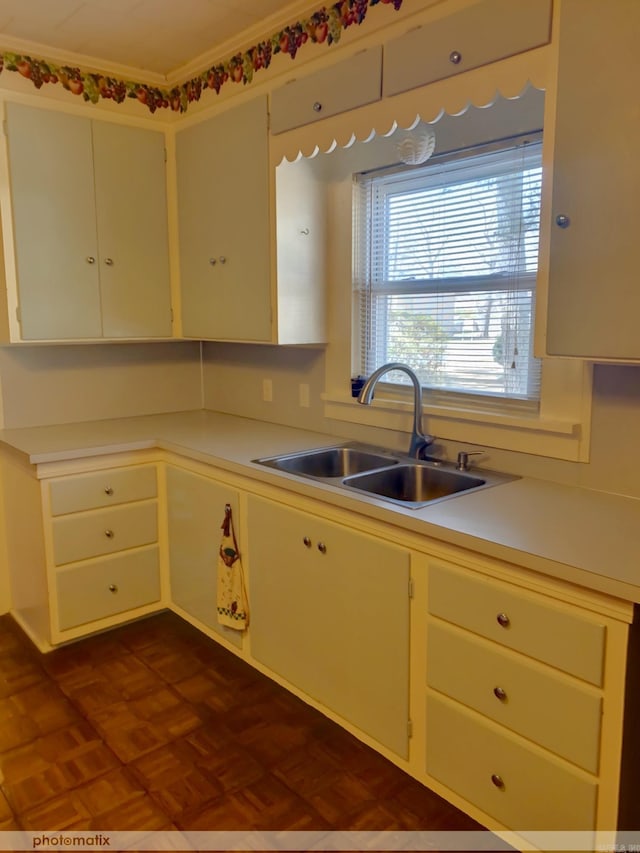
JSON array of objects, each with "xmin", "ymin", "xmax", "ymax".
[{"xmin": 253, "ymin": 444, "xmax": 514, "ymax": 509}]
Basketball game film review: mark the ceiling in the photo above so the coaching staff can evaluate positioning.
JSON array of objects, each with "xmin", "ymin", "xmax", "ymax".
[{"xmin": 0, "ymin": 0, "xmax": 313, "ymax": 82}]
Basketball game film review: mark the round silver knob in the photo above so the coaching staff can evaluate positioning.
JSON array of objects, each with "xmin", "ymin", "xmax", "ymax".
[
  {"xmin": 219, "ymin": 256, "xmax": 226, "ymax": 265},
  {"xmin": 312, "ymin": 101, "xmax": 322, "ymax": 112},
  {"xmin": 104, "ymin": 257, "xmax": 114, "ymax": 266},
  {"xmin": 449, "ymin": 50, "xmax": 462, "ymax": 64},
  {"xmin": 104, "ymin": 529, "xmax": 114, "ymax": 539},
  {"xmin": 496, "ymin": 612, "xmax": 510, "ymax": 628},
  {"xmin": 303, "ymin": 536, "xmax": 312, "ymax": 548},
  {"xmin": 86, "ymin": 256, "xmax": 96, "ymax": 264},
  {"xmin": 555, "ymin": 214, "xmax": 570, "ymax": 228},
  {"xmin": 209, "ymin": 257, "xmax": 217, "ymax": 266},
  {"xmin": 108, "ymin": 584, "xmax": 118, "ymax": 593},
  {"xmin": 104, "ymin": 487, "xmax": 113, "ymax": 496},
  {"xmin": 317, "ymin": 542, "xmax": 327, "ymax": 554},
  {"xmin": 493, "ymin": 686, "xmax": 508, "ymax": 702},
  {"xmin": 491, "ymin": 774, "xmax": 505, "ymax": 790}
]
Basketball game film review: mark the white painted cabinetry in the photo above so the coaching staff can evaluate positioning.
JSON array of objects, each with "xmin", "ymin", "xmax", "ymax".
[
  {"xmin": 176, "ymin": 95, "xmax": 326, "ymax": 344},
  {"xmin": 2, "ymin": 102, "xmax": 173, "ymax": 341},
  {"xmin": 544, "ymin": 0, "xmax": 640, "ymax": 359},
  {"xmin": 247, "ymin": 493, "xmax": 410, "ymax": 758},
  {"xmin": 166, "ymin": 464, "xmax": 242, "ymax": 649}
]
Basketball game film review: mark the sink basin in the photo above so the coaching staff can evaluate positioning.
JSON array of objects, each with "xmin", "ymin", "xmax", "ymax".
[
  {"xmin": 343, "ymin": 464, "xmax": 486, "ymax": 508},
  {"xmin": 255, "ymin": 446, "xmax": 398, "ymax": 479}
]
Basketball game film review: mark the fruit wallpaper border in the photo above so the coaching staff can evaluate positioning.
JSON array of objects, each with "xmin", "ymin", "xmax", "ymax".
[{"xmin": 0, "ymin": 0, "xmax": 403, "ymax": 114}]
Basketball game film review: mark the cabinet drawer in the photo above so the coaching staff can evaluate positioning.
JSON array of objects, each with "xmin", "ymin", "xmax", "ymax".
[
  {"xmin": 428, "ymin": 563, "xmax": 606, "ymax": 686},
  {"xmin": 427, "ymin": 622, "xmax": 602, "ymax": 773},
  {"xmin": 270, "ymin": 46, "xmax": 382, "ymax": 134},
  {"xmin": 383, "ymin": 0, "xmax": 552, "ymax": 98},
  {"xmin": 49, "ymin": 466, "xmax": 157, "ymax": 515},
  {"xmin": 56, "ymin": 547, "xmax": 160, "ymax": 630},
  {"xmin": 52, "ymin": 501, "xmax": 158, "ymax": 565},
  {"xmin": 426, "ymin": 694, "xmax": 597, "ymax": 832}
]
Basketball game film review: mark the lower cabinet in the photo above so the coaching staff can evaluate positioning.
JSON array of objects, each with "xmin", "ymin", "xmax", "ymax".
[
  {"xmin": 166, "ymin": 464, "xmax": 242, "ymax": 648},
  {"xmin": 247, "ymin": 494, "xmax": 410, "ymax": 758}
]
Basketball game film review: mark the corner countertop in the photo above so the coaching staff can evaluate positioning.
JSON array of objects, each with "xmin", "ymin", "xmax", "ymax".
[{"xmin": 1, "ymin": 409, "xmax": 639, "ymax": 606}]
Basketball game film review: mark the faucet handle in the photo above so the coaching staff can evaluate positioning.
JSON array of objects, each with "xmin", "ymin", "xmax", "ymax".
[{"xmin": 456, "ymin": 450, "xmax": 483, "ymax": 471}]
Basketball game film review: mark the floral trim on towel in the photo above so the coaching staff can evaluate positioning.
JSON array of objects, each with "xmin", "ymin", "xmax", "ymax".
[{"xmin": 0, "ymin": 0, "xmax": 403, "ymax": 114}]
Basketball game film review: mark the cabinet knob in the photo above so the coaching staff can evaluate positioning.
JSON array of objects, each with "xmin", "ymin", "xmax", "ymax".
[
  {"xmin": 490, "ymin": 773, "xmax": 505, "ymax": 791},
  {"xmin": 104, "ymin": 529, "xmax": 115, "ymax": 539},
  {"xmin": 303, "ymin": 536, "xmax": 312, "ymax": 548},
  {"xmin": 86, "ymin": 256, "xmax": 96, "ymax": 264},
  {"xmin": 449, "ymin": 50, "xmax": 462, "ymax": 65},
  {"xmin": 104, "ymin": 486, "xmax": 113, "ymax": 496},
  {"xmin": 312, "ymin": 101, "xmax": 322, "ymax": 112},
  {"xmin": 317, "ymin": 542, "xmax": 327, "ymax": 554},
  {"xmin": 104, "ymin": 257, "xmax": 114, "ymax": 266},
  {"xmin": 108, "ymin": 583, "xmax": 118, "ymax": 593},
  {"xmin": 496, "ymin": 612, "xmax": 510, "ymax": 628},
  {"xmin": 219, "ymin": 256, "xmax": 227, "ymax": 265},
  {"xmin": 493, "ymin": 686, "xmax": 508, "ymax": 702},
  {"xmin": 209, "ymin": 257, "xmax": 217, "ymax": 266},
  {"xmin": 555, "ymin": 214, "xmax": 571, "ymax": 229}
]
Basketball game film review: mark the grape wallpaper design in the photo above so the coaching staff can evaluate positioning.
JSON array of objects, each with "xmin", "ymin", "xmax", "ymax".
[{"xmin": 0, "ymin": 0, "xmax": 403, "ymax": 114}]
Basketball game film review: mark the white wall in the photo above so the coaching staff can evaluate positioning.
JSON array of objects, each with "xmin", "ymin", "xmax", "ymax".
[{"xmin": 0, "ymin": 341, "xmax": 203, "ymax": 429}]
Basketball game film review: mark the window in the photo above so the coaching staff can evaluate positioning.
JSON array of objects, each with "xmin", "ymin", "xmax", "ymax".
[{"xmin": 354, "ymin": 135, "xmax": 543, "ymax": 407}]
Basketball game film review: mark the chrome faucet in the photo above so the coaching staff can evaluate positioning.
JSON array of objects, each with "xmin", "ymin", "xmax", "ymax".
[{"xmin": 357, "ymin": 362, "xmax": 435, "ymax": 459}]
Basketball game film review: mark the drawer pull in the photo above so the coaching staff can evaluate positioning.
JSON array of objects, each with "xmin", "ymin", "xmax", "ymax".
[
  {"xmin": 104, "ymin": 487, "xmax": 114, "ymax": 496},
  {"xmin": 493, "ymin": 686, "xmax": 508, "ymax": 702},
  {"xmin": 313, "ymin": 101, "xmax": 322, "ymax": 113},
  {"xmin": 108, "ymin": 584, "xmax": 118, "ymax": 593},
  {"xmin": 496, "ymin": 612, "xmax": 511, "ymax": 628},
  {"xmin": 303, "ymin": 536, "xmax": 312, "ymax": 548},
  {"xmin": 104, "ymin": 529, "xmax": 115, "ymax": 539},
  {"xmin": 449, "ymin": 50, "xmax": 462, "ymax": 65},
  {"xmin": 490, "ymin": 773, "xmax": 505, "ymax": 791},
  {"xmin": 317, "ymin": 542, "xmax": 327, "ymax": 554}
]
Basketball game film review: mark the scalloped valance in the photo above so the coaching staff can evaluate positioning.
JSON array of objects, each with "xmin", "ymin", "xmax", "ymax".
[
  {"xmin": 0, "ymin": 0, "xmax": 402, "ymax": 115},
  {"xmin": 270, "ymin": 46, "xmax": 550, "ymax": 164}
]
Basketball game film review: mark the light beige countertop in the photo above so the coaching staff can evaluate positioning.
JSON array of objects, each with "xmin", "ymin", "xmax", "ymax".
[{"xmin": 1, "ymin": 409, "xmax": 639, "ymax": 605}]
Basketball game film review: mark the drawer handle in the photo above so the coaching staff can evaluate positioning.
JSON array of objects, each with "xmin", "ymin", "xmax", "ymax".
[
  {"xmin": 493, "ymin": 686, "xmax": 508, "ymax": 702},
  {"xmin": 303, "ymin": 536, "xmax": 312, "ymax": 548},
  {"xmin": 104, "ymin": 529, "xmax": 115, "ymax": 539},
  {"xmin": 104, "ymin": 487, "xmax": 114, "ymax": 496},
  {"xmin": 496, "ymin": 612, "xmax": 510, "ymax": 628},
  {"xmin": 449, "ymin": 50, "xmax": 462, "ymax": 65},
  {"xmin": 108, "ymin": 584, "xmax": 118, "ymax": 593},
  {"xmin": 490, "ymin": 773, "xmax": 505, "ymax": 791},
  {"xmin": 317, "ymin": 542, "xmax": 327, "ymax": 554},
  {"xmin": 312, "ymin": 101, "xmax": 322, "ymax": 112}
]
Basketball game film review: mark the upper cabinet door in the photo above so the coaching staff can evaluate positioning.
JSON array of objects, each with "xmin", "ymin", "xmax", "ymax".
[
  {"xmin": 5, "ymin": 104, "xmax": 173, "ymax": 342},
  {"xmin": 176, "ymin": 96, "xmax": 272, "ymax": 341},
  {"xmin": 545, "ymin": 0, "xmax": 640, "ymax": 359},
  {"xmin": 383, "ymin": 0, "xmax": 552, "ymax": 98},
  {"xmin": 92, "ymin": 122, "xmax": 172, "ymax": 339},
  {"xmin": 6, "ymin": 103, "xmax": 102, "ymax": 340}
]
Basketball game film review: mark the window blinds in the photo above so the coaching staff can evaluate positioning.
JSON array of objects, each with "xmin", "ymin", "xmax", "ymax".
[{"xmin": 354, "ymin": 135, "xmax": 543, "ymax": 402}]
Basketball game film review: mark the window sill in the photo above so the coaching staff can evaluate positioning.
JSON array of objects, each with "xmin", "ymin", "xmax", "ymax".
[{"xmin": 322, "ymin": 391, "xmax": 589, "ymax": 462}]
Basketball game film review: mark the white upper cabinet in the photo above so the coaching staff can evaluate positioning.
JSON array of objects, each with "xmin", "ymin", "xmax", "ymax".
[
  {"xmin": 176, "ymin": 95, "xmax": 326, "ymax": 344},
  {"xmin": 544, "ymin": 0, "xmax": 640, "ymax": 360},
  {"xmin": 383, "ymin": 0, "xmax": 552, "ymax": 98},
  {"xmin": 3, "ymin": 102, "xmax": 172, "ymax": 341},
  {"xmin": 270, "ymin": 46, "xmax": 382, "ymax": 134}
]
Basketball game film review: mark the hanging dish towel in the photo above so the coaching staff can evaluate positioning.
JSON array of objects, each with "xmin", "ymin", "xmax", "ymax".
[{"xmin": 216, "ymin": 503, "xmax": 249, "ymax": 630}]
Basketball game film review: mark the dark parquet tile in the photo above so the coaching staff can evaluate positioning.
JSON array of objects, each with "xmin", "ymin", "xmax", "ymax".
[{"xmin": 0, "ymin": 611, "xmax": 485, "ymax": 837}]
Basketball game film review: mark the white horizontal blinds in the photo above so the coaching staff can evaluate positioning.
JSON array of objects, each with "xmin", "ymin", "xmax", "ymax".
[{"xmin": 355, "ymin": 135, "xmax": 543, "ymax": 401}]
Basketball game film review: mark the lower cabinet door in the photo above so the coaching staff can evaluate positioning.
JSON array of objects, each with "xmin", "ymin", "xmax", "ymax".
[
  {"xmin": 426, "ymin": 693, "xmax": 597, "ymax": 831},
  {"xmin": 55, "ymin": 546, "xmax": 160, "ymax": 630},
  {"xmin": 248, "ymin": 494, "xmax": 410, "ymax": 758},
  {"xmin": 166, "ymin": 465, "xmax": 242, "ymax": 648}
]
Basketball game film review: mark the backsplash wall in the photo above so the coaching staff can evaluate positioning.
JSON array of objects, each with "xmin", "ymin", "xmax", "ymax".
[{"xmin": 202, "ymin": 342, "xmax": 640, "ymax": 501}]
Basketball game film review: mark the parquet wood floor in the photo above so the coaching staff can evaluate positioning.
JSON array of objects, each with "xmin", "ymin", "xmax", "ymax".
[{"xmin": 0, "ymin": 610, "xmax": 484, "ymax": 835}]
